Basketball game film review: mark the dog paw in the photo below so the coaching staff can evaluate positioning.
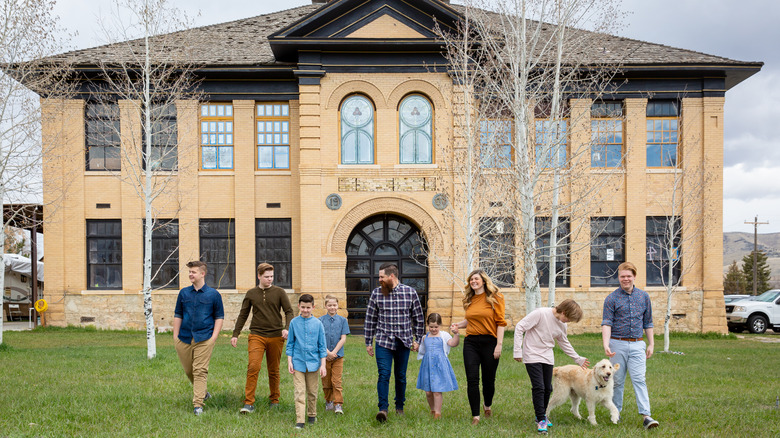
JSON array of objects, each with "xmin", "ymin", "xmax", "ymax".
[{"xmin": 588, "ymin": 417, "xmax": 597, "ymax": 426}]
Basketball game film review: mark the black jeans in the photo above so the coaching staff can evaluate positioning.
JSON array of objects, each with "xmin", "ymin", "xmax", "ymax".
[
  {"xmin": 525, "ymin": 362, "xmax": 554, "ymax": 422},
  {"xmin": 463, "ymin": 335, "xmax": 500, "ymax": 417}
]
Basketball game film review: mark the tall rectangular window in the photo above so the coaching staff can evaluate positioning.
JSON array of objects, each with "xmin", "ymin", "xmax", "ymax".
[
  {"xmin": 535, "ymin": 119, "xmax": 568, "ymax": 168},
  {"xmin": 646, "ymin": 216, "xmax": 681, "ymax": 286},
  {"xmin": 256, "ymin": 219, "xmax": 292, "ymax": 288},
  {"xmin": 479, "ymin": 217, "xmax": 515, "ymax": 287},
  {"xmin": 200, "ymin": 103, "xmax": 234, "ymax": 169},
  {"xmin": 144, "ymin": 103, "xmax": 178, "ymax": 171},
  {"xmin": 480, "ymin": 120, "xmax": 512, "ymax": 168},
  {"xmin": 646, "ymin": 101, "xmax": 679, "ymax": 167},
  {"xmin": 257, "ymin": 103, "xmax": 290, "ymax": 169},
  {"xmin": 87, "ymin": 220, "xmax": 122, "ymax": 289},
  {"xmin": 535, "ymin": 217, "xmax": 570, "ymax": 287},
  {"xmin": 590, "ymin": 217, "xmax": 625, "ymax": 287},
  {"xmin": 144, "ymin": 220, "xmax": 179, "ymax": 289},
  {"xmin": 199, "ymin": 219, "xmax": 235, "ymax": 289},
  {"xmin": 591, "ymin": 102, "xmax": 623, "ymax": 168},
  {"xmin": 86, "ymin": 103, "xmax": 120, "ymax": 171}
]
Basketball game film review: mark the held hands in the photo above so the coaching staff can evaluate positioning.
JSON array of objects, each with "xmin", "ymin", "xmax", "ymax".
[
  {"xmin": 230, "ymin": 337, "xmax": 238, "ymax": 348},
  {"xmin": 451, "ymin": 326, "xmax": 459, "ymax": 335}
]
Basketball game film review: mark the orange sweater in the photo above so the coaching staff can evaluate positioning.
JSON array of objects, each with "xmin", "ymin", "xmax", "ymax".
[{"xmin": 465, "ymin": 292, "xmax": 507, "ymax": 337}]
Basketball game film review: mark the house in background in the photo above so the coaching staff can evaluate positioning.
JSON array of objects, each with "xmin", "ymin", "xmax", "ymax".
[{"xmin": 27, "ymin": 0, "xmax": 760, "ymax": 332}]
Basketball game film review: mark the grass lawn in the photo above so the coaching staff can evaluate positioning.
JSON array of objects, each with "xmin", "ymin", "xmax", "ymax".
[{"xmin": 0, "ymin": 327, "xmax": 778, "ymax": 437}]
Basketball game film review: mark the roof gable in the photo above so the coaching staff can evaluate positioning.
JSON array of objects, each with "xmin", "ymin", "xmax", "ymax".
[
  {"xmin": 343, "ymin": 11, "xmax": 428, "ymax": 39},
  {"xmin": 272, "ymin": 0, "xmax": 459, "ymax": 39}
]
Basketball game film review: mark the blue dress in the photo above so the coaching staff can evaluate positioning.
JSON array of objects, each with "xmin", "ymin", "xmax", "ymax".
[{"xmin": 416, "ymin": 335, "xmax": 459, "ymax": 392}]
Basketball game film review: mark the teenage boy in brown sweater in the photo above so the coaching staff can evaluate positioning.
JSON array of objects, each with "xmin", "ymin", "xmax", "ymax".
[{"xmin": 231, "ymin": 263, "xmax": 294, "ymax": 413}]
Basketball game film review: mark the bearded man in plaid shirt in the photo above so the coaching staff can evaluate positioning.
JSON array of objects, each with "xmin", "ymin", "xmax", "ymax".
[{"xmin": 364, "ymin": 262, "xmax": 425, "ymax": 423}]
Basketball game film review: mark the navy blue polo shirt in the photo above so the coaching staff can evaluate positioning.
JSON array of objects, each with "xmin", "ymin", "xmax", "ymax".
[{"xmin": 174, "ymin": 284, "xmax": 224, "ymax": 344}]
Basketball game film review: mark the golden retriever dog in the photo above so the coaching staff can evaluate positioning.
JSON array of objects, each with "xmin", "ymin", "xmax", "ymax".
[{"xmin": 546, "ymin": 359, "xmax": 620, "ymax": 425}]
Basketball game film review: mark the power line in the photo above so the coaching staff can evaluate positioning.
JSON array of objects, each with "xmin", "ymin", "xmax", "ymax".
[{"xmin": 744, "ymin": 216, "xmax": 769, "ymax": 295}]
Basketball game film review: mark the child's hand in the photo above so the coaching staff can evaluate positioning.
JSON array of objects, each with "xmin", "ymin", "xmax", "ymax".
[
  {"xmin": 451, "ymin": 326, "xmax": 459, "ymax": 335},
  {"xmin": 327, "ymin": 350, "xmax": 337, "ymax": 361},
  {"xmin": 514, "ymin": 357, "xmax": 523, "ymax": 363},
  {"xmin": 320, "ymin": 367, "xmax": 327, "ymax": 378},
  {"xmin": 580, "ymin": 358, "xmax": 590, "ymax": 369},
  {"xmin": 288, "ymin": 362, "xmax": 294, "ymax": 374}
]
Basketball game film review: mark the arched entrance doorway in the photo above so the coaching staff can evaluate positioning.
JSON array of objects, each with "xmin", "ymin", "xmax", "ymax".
[{"xmin": 345, "ymin": 214, "xmax": 428, "ymax": 334}]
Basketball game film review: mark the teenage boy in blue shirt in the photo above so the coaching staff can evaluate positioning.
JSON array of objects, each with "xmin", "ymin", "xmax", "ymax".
[
  {"xmin": 286, "ymin": 294, "xmax": 327, "ymax": 429},
  {"xmin": 173, "ymin": 261, "xmax": 224, "ymax": 415}
]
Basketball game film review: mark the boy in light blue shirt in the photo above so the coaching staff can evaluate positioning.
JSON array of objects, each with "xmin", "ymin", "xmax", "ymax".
[{"xmin": 286, "ymin": 293, "xmax": 327, "ymax": 429}]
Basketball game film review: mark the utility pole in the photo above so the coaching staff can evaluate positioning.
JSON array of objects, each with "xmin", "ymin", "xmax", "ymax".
[{"xmin": 744, "ymin": 216, "xmax": 769, "ymax": 295}]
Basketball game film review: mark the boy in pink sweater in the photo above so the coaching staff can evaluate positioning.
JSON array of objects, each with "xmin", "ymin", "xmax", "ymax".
[{"xmin": 513, "ymin": 299, "xmax": 589, "ymax": 434}]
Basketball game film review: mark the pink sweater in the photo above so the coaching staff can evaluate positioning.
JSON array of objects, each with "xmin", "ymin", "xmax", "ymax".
[{"xmin": 513, "ymin": 307, "xmax": 585, "ymax": 366}]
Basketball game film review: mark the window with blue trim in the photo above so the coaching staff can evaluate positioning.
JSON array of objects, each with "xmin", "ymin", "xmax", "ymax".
[
  {"xmin": 340, "ymin": 95, "xmax": 374, "ymax": 164},
  {"xmin": 399, "ymin": 95, "xmax": 433, "ymax": 164},
  {"xmin": 591, "ymin": 102, "xmax": 623, "ymax": 168},
  {"xmin": 257, "ymin": 103, "xmax": 290, "ymax": 169},
  {"xmin": 646, "ymin": 101, "xmax": 679, "ymax": 167},
  {"xmin": 480, "ymin": 120, "xmax": 512, "ymax": 168},
  {"xmin": 535, "ymin": 119, "xmax": 567, "ymax": 168},
  {"xmin": 200, "ymin": 103, "xmax": 233, "ymax": 169}
]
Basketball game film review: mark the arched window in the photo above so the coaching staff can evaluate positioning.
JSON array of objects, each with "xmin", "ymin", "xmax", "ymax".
[
  {"xmin": 399, "ymin": 95, "xmax": 433, "ymax": 164},
  {"xmin": 340, "ymin": 95, "xmax": 374, "ymax": 164}
]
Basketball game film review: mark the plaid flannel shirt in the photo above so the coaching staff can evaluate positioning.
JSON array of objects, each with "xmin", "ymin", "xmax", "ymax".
[{"xmin": 363, "ymin": 283, "xmax": 425, "ymax": 350}]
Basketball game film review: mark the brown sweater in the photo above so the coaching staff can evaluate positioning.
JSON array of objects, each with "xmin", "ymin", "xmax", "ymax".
[{"xmin": 232, "ymin": 285, "xmax": 294, "ymax": 338}]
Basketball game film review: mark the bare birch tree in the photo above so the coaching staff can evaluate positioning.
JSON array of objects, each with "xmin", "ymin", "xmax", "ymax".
[
  {"xmin": 85, "ymin": 0, "xmax": 202, "ymax": 358},
  {"xmin": 435, "ymin": 0, "xmax": 626, "ymax": 316},
  {"xmin": 645, "ymin": 102, "xmax": 710, "ymax": 352},
  {"xmin": 0, "ymin": 0, "xmax": 72, "ymax": 344}
]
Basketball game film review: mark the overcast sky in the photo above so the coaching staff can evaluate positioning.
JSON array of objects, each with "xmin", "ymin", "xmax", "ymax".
[{"xmin": 51, "ymin": 0, "xmax": 780, "ymax": 233}]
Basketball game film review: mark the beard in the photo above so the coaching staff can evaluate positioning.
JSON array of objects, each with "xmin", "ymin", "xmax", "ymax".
[{"xmin": 380, "ymin": 280, "xmax": 393, "ymax": 296}]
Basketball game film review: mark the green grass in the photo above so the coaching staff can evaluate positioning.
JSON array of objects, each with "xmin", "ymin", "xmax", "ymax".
[{"xmin": 1, "ymin": 327, "xmax": 778, "ymax": 437}]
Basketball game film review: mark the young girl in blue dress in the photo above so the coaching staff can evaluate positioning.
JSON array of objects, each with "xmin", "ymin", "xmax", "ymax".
[{"xmin": 417, "ymin": 313, "xmax": 460, "ymax": 419}]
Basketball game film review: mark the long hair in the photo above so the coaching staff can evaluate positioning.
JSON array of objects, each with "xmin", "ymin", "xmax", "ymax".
[{"xmin": 462, "ymin": 269, "xmax": 500, "ymax": 310}]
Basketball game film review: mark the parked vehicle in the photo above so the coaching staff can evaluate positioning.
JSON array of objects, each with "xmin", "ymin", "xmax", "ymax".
[
  {"xmin": 724, "ymin": 294, "xmax": 750, "ymax": 304},
  {"xmin": 725, "ymin": 290, "xmax": 780, "ymax": 334}
]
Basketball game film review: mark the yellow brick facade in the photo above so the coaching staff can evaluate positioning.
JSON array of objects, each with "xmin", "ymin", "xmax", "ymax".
[{"xmin": 40, "ymin": 69, "xmax": 727, "ymax": 334}]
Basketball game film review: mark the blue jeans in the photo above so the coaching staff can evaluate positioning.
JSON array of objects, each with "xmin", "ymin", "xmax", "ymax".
[
  {"xmin": 609, "ymin": 339, "xmax": 651, "ymax": 416},
  {"xmin": 375, "ymin": 339, "xmax": 411, "ymax": 411}
]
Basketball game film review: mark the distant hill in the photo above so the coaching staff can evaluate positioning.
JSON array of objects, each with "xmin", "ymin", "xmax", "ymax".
[{"xmin": 723, "ymin": 232, "xmax": 780, "ymax": 288}]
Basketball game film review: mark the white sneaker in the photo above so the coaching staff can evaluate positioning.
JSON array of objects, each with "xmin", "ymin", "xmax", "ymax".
[
  {"xmin": 325, "ymin": 401, "xmax": 334, "ymax": 411},
  {"xmin": 335, "ymin": 404, "xmax": 343, "ymax": 414}
]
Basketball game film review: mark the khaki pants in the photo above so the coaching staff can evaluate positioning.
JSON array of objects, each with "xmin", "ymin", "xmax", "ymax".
[
  {"xmin": 175, "ymin": 337, "xmax": 216, "ymax": 408},
  {"xmin": 322, "ymin": 357, "xmax": 344, "ymax": 404},
  {"xmin": 245, "ymin": 334, "xmax": 285, "ymax": 405},
  {"xmin": 293, "ymin": 370, "xmax": 319, "ymax": 423}
]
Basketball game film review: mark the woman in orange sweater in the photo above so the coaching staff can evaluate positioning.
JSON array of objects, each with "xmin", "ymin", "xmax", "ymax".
[{"xmin": 451, "ymin": 269, "xmax": 507, "ymax": 425}]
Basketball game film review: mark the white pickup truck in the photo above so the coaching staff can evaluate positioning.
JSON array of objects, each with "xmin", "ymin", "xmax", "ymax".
[{"xmin": 725, "ymin": 289, "xmax": 780, "ymax": 334}]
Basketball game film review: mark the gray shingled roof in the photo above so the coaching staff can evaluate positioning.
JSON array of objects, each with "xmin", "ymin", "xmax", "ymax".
[{"xmin": 52, "ymin": 3, "xmax": 754, "ymax": 67}]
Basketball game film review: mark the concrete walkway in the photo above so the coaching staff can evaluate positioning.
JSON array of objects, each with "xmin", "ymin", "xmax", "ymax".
[{"xmin": 2, "ymin": 321, "xmax": 33, "ymax": 331}]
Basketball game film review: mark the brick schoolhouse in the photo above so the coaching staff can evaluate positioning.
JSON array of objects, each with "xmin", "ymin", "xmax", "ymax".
[{"xmin": 34, "ymin": 0, "xmax": 761, "ymax": 333}]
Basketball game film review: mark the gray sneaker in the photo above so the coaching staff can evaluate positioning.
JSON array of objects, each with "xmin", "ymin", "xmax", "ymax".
[
  {"xmin": 643, "ymin": 416, "xmax": 659, "ymax": 429},
  {"xmin": 334, "ymin": 404, "xmax": 343, "ymax": 414},
  {"xmin": 325, "ymin": 401, "xmax": 334, "ymax": 411},
  {"xmin": 193, "ymin": 407, "xmax": 203, "ymax": 416},
  {"xmin": 240, "ymin": 404, "xmax": 255, "ymax": 414}
]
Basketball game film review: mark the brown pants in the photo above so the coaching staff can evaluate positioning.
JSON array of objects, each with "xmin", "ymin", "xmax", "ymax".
[
  {"xmin": 293, "ymin": 370, "xmax": 320, "ymax": 423},
  {"xmin": 175, "ymin": 337, "xmax": 216, "ymax": 408},
  {"xmin": 322, "ymin": 357, "xmax": 344, "ymax": 404},
  {"xmin": 245, "ymin": 334, "xmax": 285, "ymax": 405}
]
